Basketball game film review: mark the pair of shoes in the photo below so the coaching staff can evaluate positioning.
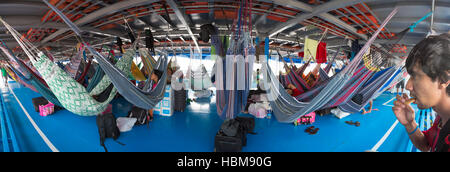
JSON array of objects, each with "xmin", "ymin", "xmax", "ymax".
[
  {"xmin": 305, "ymin": 126, "xmax": 319, "ymax": 135},
  {"xmin": 345, "ymin": 120, "xmax": 360, "ymax": 127}
]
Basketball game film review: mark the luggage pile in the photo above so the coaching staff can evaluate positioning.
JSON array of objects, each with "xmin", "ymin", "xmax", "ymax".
[{"xmin": 214, "ymin": 117, "xmax": 256, "ymax": 152}]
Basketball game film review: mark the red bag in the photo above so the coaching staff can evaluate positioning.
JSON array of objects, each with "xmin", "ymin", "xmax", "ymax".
[
  {"xmin": 316, "ymin": 42, "xmax": 327, "ymax": 63},
  {"xmin": 298, "ymin": 52, "xmax": 304, "ymax": 58}
]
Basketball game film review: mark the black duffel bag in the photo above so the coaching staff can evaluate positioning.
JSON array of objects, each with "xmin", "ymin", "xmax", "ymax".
[{"xmin": 127, "ymin": 106, "xmax": 150, "ymax": 126}]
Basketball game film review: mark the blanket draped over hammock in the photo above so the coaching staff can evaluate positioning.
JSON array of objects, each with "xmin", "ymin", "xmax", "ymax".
[{"xmin": 261, "ymin": 7, "xmax": 398, "ymax": 123}]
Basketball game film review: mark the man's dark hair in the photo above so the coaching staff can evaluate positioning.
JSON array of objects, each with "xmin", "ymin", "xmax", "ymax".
[{"xmin": 405, "ymin": 33, "xmax": 450, "ymax": 95}]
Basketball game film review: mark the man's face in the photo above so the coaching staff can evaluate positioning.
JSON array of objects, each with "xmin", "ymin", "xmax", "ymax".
[{"xmin": 406, "ymin": 63, "xmax": 445, "ymax": 109}]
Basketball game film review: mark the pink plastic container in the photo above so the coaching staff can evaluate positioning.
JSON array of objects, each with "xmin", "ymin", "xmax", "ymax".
[
  {"xmin": 296, "ymin": 112, "xmax": 316, "ymax": 124},
  {"xmin": 39, "ymin": 102, "xmax": 55, "ymax": 117}
]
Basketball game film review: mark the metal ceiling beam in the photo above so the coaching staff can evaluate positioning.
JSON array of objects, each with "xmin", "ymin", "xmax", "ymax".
[
  {"xmin": 272, "ymin": 0, "xmax": 312, "ymax": 12},
  {"xmin": 166, "ymin": 0, "xmax": 201, "ymax": 53},
  {"xmin": 2, "ymin": 40, "xmax": 80, "ymax": 49},
  {"xmin": 0, "ymin": 1, "xmax": 47, "ymax": 9},
  {"xmin": 367, "ymin": 0, "xmax": 450, "ymax": 9},
  {"xmin": 318, "ymin": 13, "xmax": 368, "ymax": 40},
  {"xmin": 0, "ymin": 22, "xmax": 123, "ymax": 35},
  {"xmin": 0, "ymin": 16, "xmax": 42, "ymax": 25},
  {"xmin": 268, "ymin": 0, "xmax": 376, "ymax": 39},
  {"xmin": 40, "ymin": 0, "xmax": 159, "ymax": 44},
  {"xmin": 254, "ymin": 4, "xmax": 276, "ymax": 30}
]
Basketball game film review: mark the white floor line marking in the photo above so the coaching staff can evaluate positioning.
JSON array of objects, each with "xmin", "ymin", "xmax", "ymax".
[
  {"xmin": 369, "ymin": 120, "xmax": 399, "ymax": 152},
  {"xmin": 382, "ymin": 96, "xmax": 396, "ymax": 107},
  {"xmin": 7, "ymin": 86, "xmax": 59, "ymax": 152}
]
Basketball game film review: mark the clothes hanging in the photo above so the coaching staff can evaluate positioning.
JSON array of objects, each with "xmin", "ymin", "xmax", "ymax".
[
  {"xmin": 316, "ymin": 42, "xmax": 327, "ymax": 63},
  {"xmin": 304, "ymin": 37, "xmax": 319, "ymax": 62}
]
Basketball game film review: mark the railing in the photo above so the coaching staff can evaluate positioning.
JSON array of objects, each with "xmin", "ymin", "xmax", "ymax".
[{"xmin": 0, "ymin": 89, "xmax": 20, "ymax": 152}]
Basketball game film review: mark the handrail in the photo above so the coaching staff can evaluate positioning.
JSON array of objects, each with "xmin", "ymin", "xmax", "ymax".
[{"xmin": 0, "ymin": 87, "xmax": 20, "ymax": 152}]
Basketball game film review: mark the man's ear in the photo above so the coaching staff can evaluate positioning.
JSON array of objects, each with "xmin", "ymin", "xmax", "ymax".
[{"xmin": 441, "ymin": 71, "xmax": 450, "ymax": 88}]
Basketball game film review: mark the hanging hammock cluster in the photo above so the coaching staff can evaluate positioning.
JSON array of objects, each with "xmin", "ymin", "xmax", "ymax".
[{"xmin": 0, "ymin": 1, "xmax": 405, "ymax": 125}]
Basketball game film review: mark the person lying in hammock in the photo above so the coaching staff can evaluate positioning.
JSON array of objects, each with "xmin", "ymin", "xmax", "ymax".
[
  {"xmin": 285, "ymin": 83, "xmax": 303, "ymax": 97},
  {"xmin": 147, "ymin": 69, "xmax": 163, "ymax": 121}
]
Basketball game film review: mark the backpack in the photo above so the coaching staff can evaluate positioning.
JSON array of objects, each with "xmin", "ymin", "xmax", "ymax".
[
  {"xmin": 235, "ymin": 117, "xmax": 256, "ymax": 134},
  {"xmin": 127, "ymin": 106, "xmax": 150, "ymax": 126},
  {"xmin": 220, "ymin": 119, "xmax": 240, "ymax": 137},
  {"xmin": 96, "ymin": 113, "xmax": 121, "ymax": 152},
  {"xmin": 145, "ymin": 29, "xmax": 155, "ymax": 54},
  {"xmin": 199, "ymin": 24, "xmax": 217, "ymax": 43},
  {"xmin": 220, "ymin": 117, "xmax": 256, "ymax": 137}
]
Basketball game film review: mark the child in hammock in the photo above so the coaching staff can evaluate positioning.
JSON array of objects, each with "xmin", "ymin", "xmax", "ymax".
[
  {"xmin": 285, "ymin": 83, "xmax": 303, "ymax": 97},
  {"xmin": 147, "ymin": 69, "xmax": 163, "ymax": 121}
]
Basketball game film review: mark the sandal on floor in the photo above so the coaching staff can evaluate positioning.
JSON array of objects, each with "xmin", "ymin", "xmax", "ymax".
[
  {"xmin": 305, "ymin": 126, "xmax": 315, "ymax": 133},
  {"xmin": 345, "ymin": 121, "xmax": 354, "ymax": 125},
  {"xmin": 305, "ymin": 126, "xmax": 314, "ymax": 133},
  {"xmin": 309, "ymin": 128, "xmax": 319, "ymax": 135},
  {"xmin": 354, "ymin": 121, "xmax": 360, "ymax": 127}
]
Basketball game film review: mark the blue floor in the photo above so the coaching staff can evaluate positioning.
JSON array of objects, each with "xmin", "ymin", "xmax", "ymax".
[{"xmin": 2, "ymin": 81, "xmax": 413, "ymax": 152}]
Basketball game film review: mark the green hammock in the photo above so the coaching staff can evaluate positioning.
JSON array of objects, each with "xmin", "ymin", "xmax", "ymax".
[{"xmin": 32, "ymin": 52, "xmax": 117, "ymax": 116}]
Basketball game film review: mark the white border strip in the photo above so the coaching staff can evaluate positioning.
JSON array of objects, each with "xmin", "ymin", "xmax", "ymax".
[{"xmin": 7, "ymin": 86, "xmax": 59, "ymax": 152}]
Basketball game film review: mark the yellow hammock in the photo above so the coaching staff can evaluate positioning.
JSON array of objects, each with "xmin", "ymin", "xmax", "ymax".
[
  {"xmin": 4, "ymin": 67, "xmax": 17, "ymax": 81},
  {"xmin": 131, "ymin": 62, "xmax": 146, "ymax": 81},
  {"xmin": 120, "ymin": 46, "xmax": 146, "ymax": 81}
]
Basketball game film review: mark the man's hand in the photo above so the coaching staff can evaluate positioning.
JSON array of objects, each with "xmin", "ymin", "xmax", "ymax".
[{"xmin": 392, "ymin": 94, "xmax": 416, "ymax": 128}]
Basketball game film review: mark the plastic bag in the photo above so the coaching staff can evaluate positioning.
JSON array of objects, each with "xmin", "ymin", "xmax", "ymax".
[
  {"xmin": 248, "ymin": 103, "xmax": 267, "ymax": 118},
  {"xmin": 116, "ymin": 117, "xmax": 137, "ymax": 132},
  {"xmin": 331, "ymin": 108, "xmax": 350, "ymax": 119}
]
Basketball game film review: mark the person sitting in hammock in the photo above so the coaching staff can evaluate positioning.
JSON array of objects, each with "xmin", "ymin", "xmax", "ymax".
[
  {"xmin": 285, "ymin": 83, "xmax": 303, "ymax": 97},
  {"xmin": 147, "ymin": 69, "xmax": 163, "ymax": 121}
]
